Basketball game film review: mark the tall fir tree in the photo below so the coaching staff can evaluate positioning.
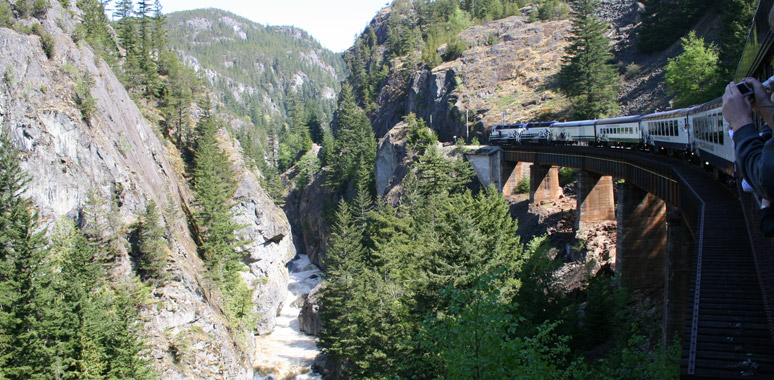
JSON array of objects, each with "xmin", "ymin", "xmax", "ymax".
[
  {"xmin": 331, "ymin": 83, "xmax": 376, "ymax": 191},
  {"xmin": 0, "ymin": 134, "xmax": 47, "ymax": 379},
  {"xmin": 557, "ymin": 0, "xmax": 620, "ymax": 119}
]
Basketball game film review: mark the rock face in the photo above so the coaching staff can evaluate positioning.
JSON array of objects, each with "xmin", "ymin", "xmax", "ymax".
[
  {"xmin": 375, "ymin": 122, "xmax": 411, "ymax": 201},
  {"xmin": 0, "ymin": 3, "xmax": 294, "ymax": 378},
  {"xmin": 299, "ymin": 284, "xmax": 323, "ymax": 336},
  {"xmin": 283, "ymin": 148, "xmax": 336, "ymax": 269},
  {"xmin": 221, "ymin": 132, "xmax": 296, "ymax": 335},
  {"xmin": 363, "ymin": 14, "xmax": 572, "ymax": 143}
]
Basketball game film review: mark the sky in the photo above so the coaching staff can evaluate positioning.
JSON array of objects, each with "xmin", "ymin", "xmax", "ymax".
[{"xmin": 156, "ymin": 0, "xmax": 391, "ymax": 52}]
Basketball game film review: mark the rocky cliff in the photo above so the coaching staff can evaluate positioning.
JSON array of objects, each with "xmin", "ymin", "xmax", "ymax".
[{"xmin": 0, "ymin": 2, "xmax": 294, "ymax": 378}]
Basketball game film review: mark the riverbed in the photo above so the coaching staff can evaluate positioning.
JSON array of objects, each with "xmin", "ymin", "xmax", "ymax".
[{"xmin": 253, "ymin": 254, "xmax": 323, "ymax": 380}]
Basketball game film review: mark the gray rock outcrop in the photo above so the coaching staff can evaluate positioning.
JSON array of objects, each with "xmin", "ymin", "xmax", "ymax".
[
  {"xmin": 299, "ymin": 284, "xmax": 323, "ymax": 336},
  {"xmin": 221, "ymin": 132, "xmax": 296, "ymax": 335}
]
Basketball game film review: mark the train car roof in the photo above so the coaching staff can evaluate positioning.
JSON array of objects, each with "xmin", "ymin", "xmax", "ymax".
[
  {"xmin": 641, "ymin": 107, "xmax": 691, "ymax": 120},
  {"xmin": 491, "ymin": 123, "xmax": 526, "ymax": 129},
  {"xmin": 551, "ymin": 120, "xmax": 596, "ymax": 127},
  {"xmin": 596, "ymin": 115, "xmax": 642, "ymax": 125},
  {"xmin": 687, "ymin": 97, "xmax": 723, "ymax": 115},
  {"xmin": 524, "ymin": 121, "xmax": 557, "ymax": 128}
]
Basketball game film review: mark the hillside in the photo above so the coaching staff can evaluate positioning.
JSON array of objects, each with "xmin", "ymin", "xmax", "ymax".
[{"xmin": 166, "ymin": 9, "xmax": 346, "ymax": 124}]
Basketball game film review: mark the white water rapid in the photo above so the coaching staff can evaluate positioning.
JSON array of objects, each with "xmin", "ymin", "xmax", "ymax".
[{"xmin": 253, "ymin": 254, "xmax": 323, "ymax": 380}]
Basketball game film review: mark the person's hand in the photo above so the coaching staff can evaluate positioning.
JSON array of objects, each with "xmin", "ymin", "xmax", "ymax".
[{"xmin": 723, "ymin": 81, "xmax": 754, "ymax": 131}]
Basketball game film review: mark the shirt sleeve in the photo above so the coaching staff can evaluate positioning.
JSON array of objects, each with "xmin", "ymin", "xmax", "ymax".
[{"xmin": 734, "ymin": 123, "xmax": 774, "ymax": 199}]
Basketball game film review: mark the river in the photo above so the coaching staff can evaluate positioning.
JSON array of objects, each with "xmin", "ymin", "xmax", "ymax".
[{"xmin": 253, "ymin": 254, "xmax": 323, "ymax": 380}]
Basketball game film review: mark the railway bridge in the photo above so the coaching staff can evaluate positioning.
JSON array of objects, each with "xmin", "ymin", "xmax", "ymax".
[{"xmin": 466, "ymin": 145, "xmax": 774, "ymax": 378}]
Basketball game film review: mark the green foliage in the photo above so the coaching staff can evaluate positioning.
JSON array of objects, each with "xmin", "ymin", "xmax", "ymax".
[
  {"xmin": 442, "ymin": 37, "xmax": 468, "ymax": 61},
  {"xmin": 419, "ymin": 275, "xmax": 569, "ymax": 380},
  {"xmin": 664, "ymin": 31, "xmax": 723, "ymax": 108},
  {"xmin": 558, "ymin": 0, "xmax": 620, "ymax": 119},
  {"xmin": 719, "ymin": 0, "xmax": 756, "ymax": 78},
  {"xmin": 531, "ymin": 0, "xmax": 571, "ymax": 21},
  {"xmin": 0, "ymin": 0, "xmax": 12, "ymax": 27},
  {"xmin": 39, "ymin": 30, "xmax": 55, "ymax": 59},
  {"xmin": 624, "ymin": 62, "xmax": 641, "ymax": 78},
  {"xmin": 294, "ymin": 150, "xmax": 320, "ymax": 189},
  {"xmin": 405, "ymin": 113, "xmax": 438, "ymax": 155},
  {"xmin": 329, "ymin": 83, "xmax": 377, "ymax": 191},
  {"xmin": 0, "ymin": 136, "xmax": 154, "ymax": 380},
  {"xmin": 559, "ymin": 166, "xmax": 577, "ymax": 186},
  {"xmin": 76, "ymin": 0, "xmax": 117, "ymax": 63},
  {"xmin": 30, "ymin": 0, "xmax": 48, "ymax": 19},
  {"xmin": 637, "ymin": 0, "xmax": 710, "ymax": 53},
  {"xmin": 73, "ymin": 73, "xmax": 96, "ymax": 121},
  {"xmin": 516, "ymin": 175, "xmax": 530, "ymax": 193},
  {"xmin": 132, "ymin": 200, "xmax": 169, "ymax": 285}
]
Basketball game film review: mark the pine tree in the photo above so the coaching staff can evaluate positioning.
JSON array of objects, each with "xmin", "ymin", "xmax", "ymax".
[
  {"xmin": 134, "ymin": 200, "xmax": 168, "ymax": 284},
  {"xmin": 558, "ymin": 0, "xmax": 620, "ymax": 119},
  {"xmin": 319, "ymin": 200, "xmax": 369, "ymax": 373},
  {"xmin": 331, "ymin": 83, "xmax": 376, "ymax": 191},
  {"xmin": 191, "ymin": 115, "xmax": 241, "ymax": 277},
  {"xmin": 0, "ymin": 134, "xmax": 47, "ymax": 379}
]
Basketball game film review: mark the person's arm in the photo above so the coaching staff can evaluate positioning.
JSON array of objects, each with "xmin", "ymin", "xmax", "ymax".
[{"xmin": 735, "ymin": 126, "xmax": 774, "ymax": 198}]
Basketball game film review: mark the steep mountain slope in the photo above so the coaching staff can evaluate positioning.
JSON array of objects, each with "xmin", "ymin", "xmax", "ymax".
[
  {"xmin": 0, "ymin": 2, "xmax": 296, "ymax": 378},
  {"xmin": 166, "ymin": 9, "xmax": 346, "ymax": 123}
]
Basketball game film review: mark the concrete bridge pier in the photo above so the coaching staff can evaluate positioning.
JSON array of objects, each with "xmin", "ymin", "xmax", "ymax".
[
  {"xmin": 616, "ymin": 182, "xmax": 667, "ymax": 293},
  {"xmin": 575, "ymin": 171, "xmax": 616, "ymax": 230},
  {"xmin": 530, "ymin": 164, "xmax": 562, "ymax": 204}
]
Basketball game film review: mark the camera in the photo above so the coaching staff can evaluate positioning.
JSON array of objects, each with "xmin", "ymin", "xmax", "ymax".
[{"xmin": 737, "ymin": 82, "xmax": 754, "ymax": 97}]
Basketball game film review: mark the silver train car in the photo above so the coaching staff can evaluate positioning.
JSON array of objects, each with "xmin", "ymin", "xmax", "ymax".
[
  {"xmin": 687, "ymin": 98, "xmax": 734, "ymax": 175},
  {"xmin": 641, "ymin": 108, "xmax": 692, "ymax": 154},
  {"xmin": 489, "ymin": 98, "xmax": 737, "ymax": 180},
  {"xmin": 596, "ymin": 115, "xmax": 642, "ymax": 147},
  {"xmin": 551, "ymin": 120, "xmax": 596, "ymax": 145}
]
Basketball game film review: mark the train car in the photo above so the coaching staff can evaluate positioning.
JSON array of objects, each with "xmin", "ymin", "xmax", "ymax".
[
  {"xmin": 550, "ymin": 120, "xmax": 596, "ymax": 145},
  {"xmin": 595, "ymin": 115, "xmax": 642, "ymax": 148},
  {"xmin": 489, "ymin": 123, "xmax": 526, "ymax": 146},
  {"xmin": 641, "ymin": 108, "xmax": 691, "ymax": 154},
  {"xmin": 518, "ymin": 121, "xmax": 556, "ymax": 144},
  {"xmin": 687, "ymin": 97, "xmax": 734, "ymax": 175}
]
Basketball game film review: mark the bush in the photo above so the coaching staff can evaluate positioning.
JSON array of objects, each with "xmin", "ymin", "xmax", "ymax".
[
  {"xmin": 559, "ymin": 167, "xmax": 577, "ymax": 186},
  {"xmin": 516, "ymin": 176, "xmax": 530, "ymax": 194},
  {"xmin": 624, "ymin": 63, "xmax": 641, "ymax": 78},
  {"xmin": 0, "ymin": 0, "xmax": 13, "ymax": 27},
  {"xmin": 442, "ymin": 38, "xmax": 468, "ymax": 62},
  {"xmin": 74, "ymin": 73, "xmax": 96, "ymax": 120},
  {"xmin": 40, "ymin": 31, "xmax": 54, "ymax": 59},
  {"xmin": 31, "ymin": 0, "xmax": 48, "ymax": 18}
]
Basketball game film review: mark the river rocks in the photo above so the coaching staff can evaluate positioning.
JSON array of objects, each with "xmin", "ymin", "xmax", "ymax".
[{"xmin": 299, "ymin": 284, "xmax": 323, "ymax": 336}]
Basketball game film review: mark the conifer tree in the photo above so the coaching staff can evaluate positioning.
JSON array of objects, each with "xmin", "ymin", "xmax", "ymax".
[
  {"xmin": 558, "ymin": 0, "xmax": 620, "ymax": 119},
  {"xmin": 319, "ymin": 200, "xmax": 369, "ymax": 372},
  {"xmin": 0, "ymin": 134, "xmax": 47, "ymax": 379},
  {"xmin": 331, "ymin": 83, "xmax": 376, "ymax": 191},
  {"xmin": 134, "ymin": 200, "xmax": 168, "ymax": 284},
  {"xmin": 192, "ymin": 114, "xmax": 241, "ymax": 278}
]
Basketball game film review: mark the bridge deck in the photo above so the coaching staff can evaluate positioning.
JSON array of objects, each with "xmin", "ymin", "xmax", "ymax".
[
  {"xmin": 499, "ymin": 146, "xmax": 774, "ymax": 378},
  {"xmin": 673, "ymin": 163, "xmax": 774, "ymax": 378}
]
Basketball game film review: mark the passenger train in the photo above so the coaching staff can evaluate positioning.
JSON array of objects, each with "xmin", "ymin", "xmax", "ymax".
[{"xmin": 488, "ymin": 96, "xmax": 736, "ymax": 177}]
